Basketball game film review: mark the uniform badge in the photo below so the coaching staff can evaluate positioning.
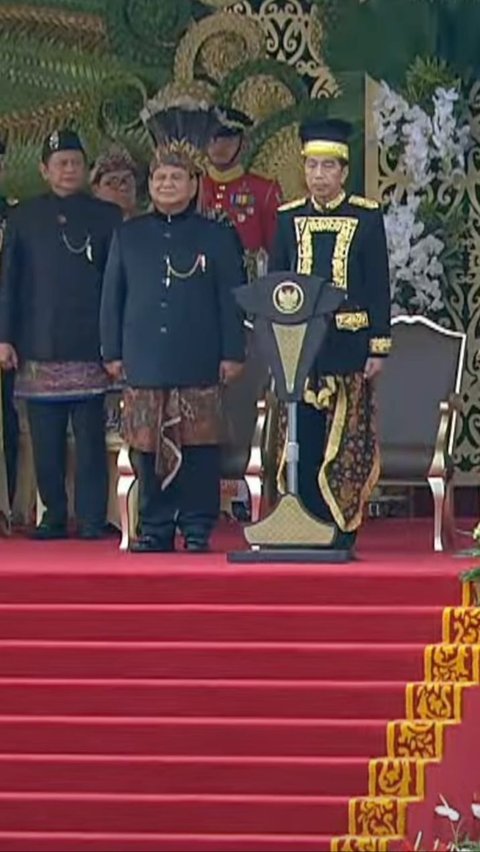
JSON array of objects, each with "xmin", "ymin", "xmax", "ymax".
[
  {"xmin": 49, "ymin": 131, "xmax": 60, "ymax": 151},
  {"xmin": 273, "ymin": 281, "xmax": 305, "ymax": 315}
]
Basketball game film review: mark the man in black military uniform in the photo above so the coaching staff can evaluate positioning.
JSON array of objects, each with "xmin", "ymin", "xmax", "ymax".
[
  {"xmin": 100, "ymin": 97, "xmax": 245, "ymax": 553},
  {"xmin": 0, "ymin": 129, "xmax": 122, "ymax": 539},
  {"xmin": 0, "ymin": 134, "xmax": 19, "ymax": 517},
  {"xmin": 271, "ymin": 118, "xmax": 391, "ymax": 550}
]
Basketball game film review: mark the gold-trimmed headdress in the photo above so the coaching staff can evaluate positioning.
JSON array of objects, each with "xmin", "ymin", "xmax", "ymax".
[
  {"xmin": 90, "ymin": 143, "xmax": 137, "ymax": 185},
  {"xmin": 300, "ymin": 118, "xmax": 352, "ymax": 162},
  {"xmin": 141, "ymin": 90, "xmax": 221, "ymax": 174}
]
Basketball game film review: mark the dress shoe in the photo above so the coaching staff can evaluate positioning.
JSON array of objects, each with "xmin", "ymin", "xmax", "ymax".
[
  {"xmin": 78, "ymin": 526, "xmax": 105, "ymax": 541},
  {"xmin": 130, "ymin": 534, "xmax": 175, "ymax": 554},
  {"xmin": 184, "ymin": 538, "xmax": 210, "ymax": 554},
  {"xmin": 30, "ymin": 522, "xmax": 68, "ymax": 541}
]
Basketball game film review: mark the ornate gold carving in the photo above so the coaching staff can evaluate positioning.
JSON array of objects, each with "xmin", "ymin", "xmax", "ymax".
[
  {"xmin": 174, "ymin": 13, "xmax": 265, "ymax": 82},
  {"xmin": 331, "ymin": 839, "xmax": 394, "ymax": 852},
  {"xmin": 369, "ymin": 337, "xmax": 392, "ymax": 355},
  {"xmin": 252, "ymin": 124, "xmax": 305, "ymax": 201},
  {"xmin": 244, "ymin": 493, "xmax": 336, "ymax": 547},
  {"xmin": 272, "ymin": 322, "xmax": 306, "ymax": 392},
  {"xmin": 232, "ymin": 74, "xmax": 295, "ymax": 122},
  {"xmin": 0, "ymin": 4, "xmax": 106, "ymax": 50},
  {"xmin": 405, "ymin": 682, "xmax": 463, "ymax": 722},
  {"xmin": 444, "ymin": 607, "xmax": 480, "ymax": 644},
  {"xmin": 0, "ymin": 97, "xmax": 86, "ymax": 137},
  {"xmin": 425, "ymin": 643, "xmax": 480, "ymax": 682},
  {"xmin": 336, "ymin": 312, "xmax": 369, "ymax": 332},
  {"xmin": 387, "ymin": 720, "xmax": 446, "ymax": 759},
  {"xmin": 229, "ymin": 0, "xmax": 337, "ymax": 98},
  {"xmin": 294, "ymin": 216, "xmax": 358, "ymax": 289},
  {"xmin": 369, "ymin": 758, "xmax": 426, "ymax": 799},
  {"xmin": 348, "ymin": 797, "xmax": 407, "ymax": 837}
]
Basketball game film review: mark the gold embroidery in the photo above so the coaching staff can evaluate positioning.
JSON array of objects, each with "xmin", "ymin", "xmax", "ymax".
[
  {"xmin": 303, "ymin": 141, "xmax": 349, "ymax": 161},
  {"xmin": 294, "ymin": 215, "xmax": 358, "ymax": 290},
  {"xmin": 349, "ymin": 194, "xmax": 380, "ymax": 210},
  {"xmin": 278, "ymin": 197, "xmax": 306, "ymax": 212},
  {"xmin": 335, "ymin": 311, "xmax": 369, "ymax": 332},
  {"xmin": 312, "ymin": 191, "xmax": 346, "ymax": 212},
  {"xmin": 369, "ymin": 337, "xmax": 392, "ymax": 355}
]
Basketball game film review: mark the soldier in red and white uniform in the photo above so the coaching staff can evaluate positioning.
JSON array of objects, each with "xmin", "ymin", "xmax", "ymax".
[{"xmin": 202, "ymin": 108, "xmax": 282, "ymax": 256}]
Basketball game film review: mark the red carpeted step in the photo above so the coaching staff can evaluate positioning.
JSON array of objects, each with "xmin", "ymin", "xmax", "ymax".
[
  {"xmin": 0, "ymin": 604, "xmax": 445, "ymax": 643},
  {"xmin": 0, "ymin": 792, "xmax": 350, "ymax": 834},
  {"xmin": 0, "ymin": 831, "xmax": 337, "ymax": 852},
  {"xmin": 0, "ymin": 754, "xmax": 370, "ymax": 795},
  {"xmin": 0, "ymin": 678, "xmax": 407, "ymax": 719},
  {"xmin": 0, "ymin": 554, "xmax": 462, "ymax": 606},
  {"xmin": 0, "ymin": 716, "xmax": 388, "ymax": 756},
  {"xmin": 0, "ymin": 641, "xmax": 426, "ymax": 680}
]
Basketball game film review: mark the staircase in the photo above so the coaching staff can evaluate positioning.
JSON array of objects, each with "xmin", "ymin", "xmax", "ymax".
[{"xmin": 0, "ymin": 537, "xmax": 471, "ymax": 851}]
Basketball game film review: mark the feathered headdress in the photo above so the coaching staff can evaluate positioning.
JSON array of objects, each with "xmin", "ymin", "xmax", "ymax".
[{"xmin": 141, "ymin": 90, "xmax": 221, "ymax": 174}]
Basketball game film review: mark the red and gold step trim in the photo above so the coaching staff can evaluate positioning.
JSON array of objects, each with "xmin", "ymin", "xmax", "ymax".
[{"xmin": 331, "ymin": 592, "xmax": 480, "ymax": 851}]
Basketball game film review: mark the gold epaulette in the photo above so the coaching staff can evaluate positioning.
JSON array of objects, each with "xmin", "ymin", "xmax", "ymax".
[
  {"xmin": 348, "ymin": 194, "xmax": 380, "ymax": 210},
  {"xmin": 278, "ymin": 197, "xmax": 306, "ymax": 212}
]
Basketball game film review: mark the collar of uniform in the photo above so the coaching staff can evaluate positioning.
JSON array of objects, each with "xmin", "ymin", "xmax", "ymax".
[
  {"xmin": 153, "ymin": 201, "xmax": 196, "ymax": 222},
  {"xmin": 311, "ymin": 190, "xmax": 346, "ymax": 213},
  {"xmin": 207, "ymin": 163, "xmax": 245, "ymax": 184}
]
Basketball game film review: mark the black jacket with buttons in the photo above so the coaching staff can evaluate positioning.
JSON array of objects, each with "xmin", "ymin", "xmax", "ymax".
[
  {"xmin": 100, "ymin": 206, "xmax": 246, "ymax": 389},
  {"xmin": 270, "ymin": 192, "xmax": 392, "ymax": 375},
  {"xmin": 0, "ymin": 191, "xmax": 121, "ymax": 361}
]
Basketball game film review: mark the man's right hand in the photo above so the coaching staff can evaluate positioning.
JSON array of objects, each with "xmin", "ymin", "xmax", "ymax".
[
  {"xmin": 0, "ymin": 343, "xmax": 18, "ymax": 371},
  {"xmin": 104, "ymin": 360, "xmax": 124, "ymax": 382}
]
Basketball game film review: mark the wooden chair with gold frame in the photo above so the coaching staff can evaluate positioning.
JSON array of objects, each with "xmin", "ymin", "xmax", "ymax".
[{"xmin": 375, "ymin": 314, "xmax": 466, "ymax": 552}]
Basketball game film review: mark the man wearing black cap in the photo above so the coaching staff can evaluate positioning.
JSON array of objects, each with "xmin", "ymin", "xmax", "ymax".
[
  {"xmin": 101, "ymin": 95, "xmax": 245, "ymax": 553},
  {"xmin": 0, "ymin": 128, "xmax": 122, "ymax": 539},
  {"xmin": 202, "ymin": 107, "xmax": 282, "ymax": 262},
  {"xmin": 271, "ymin": 118, "xmax": 391, "ymax": 551}
]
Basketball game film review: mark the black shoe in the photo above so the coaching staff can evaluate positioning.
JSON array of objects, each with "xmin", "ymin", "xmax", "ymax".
[
  {"xmin": 130, "ymin": 534, "xmax": 175, "ymax": 554},
  {"xmin": 184, "ymin": 537, "xmax": 210, "ymax": 554},
  {"xmin": 30, "ymin": 522, "xmax": 68, "ymax": 541},
  {"xmin": 78, "ymin": 526, "xmax": 105, "ymax": 541},
  {"xmin": 335, "ymin": 531, "xmax": 357, "ymax": 552}
]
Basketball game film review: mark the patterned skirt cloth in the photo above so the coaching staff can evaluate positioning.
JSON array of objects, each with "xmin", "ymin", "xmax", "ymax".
[{"xmin": 121, "ymin": 386, "xmax": 222, "ymax": 489}]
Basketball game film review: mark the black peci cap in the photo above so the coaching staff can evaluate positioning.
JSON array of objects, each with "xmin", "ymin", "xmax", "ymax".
[{"xmin": 41, "ymin": 128, "xmax": 86, "ymax": 164}]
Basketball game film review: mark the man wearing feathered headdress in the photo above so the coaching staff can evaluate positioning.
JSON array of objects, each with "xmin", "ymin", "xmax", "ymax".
[{"xmin": 100, "ymin": 93, "xmax": 246, "ymax": 554}]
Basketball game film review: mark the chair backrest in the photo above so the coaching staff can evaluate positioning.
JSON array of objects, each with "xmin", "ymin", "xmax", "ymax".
[
  {"xmin": 220, "ymin": 329, "xmax": 269, "ymax": 479},
  {"xmin": 376, "ymin": 315, "xmax": 466, "ymax": 480}
]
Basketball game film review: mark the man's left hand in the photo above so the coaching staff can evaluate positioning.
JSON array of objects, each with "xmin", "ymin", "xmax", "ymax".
[
  {"xmin": 364, "ymin": 357, "xmax": 384, "ymax": 381},
  {"xmin": 219, "ymin": 360, "xmax": 244, "ymax": 385}
]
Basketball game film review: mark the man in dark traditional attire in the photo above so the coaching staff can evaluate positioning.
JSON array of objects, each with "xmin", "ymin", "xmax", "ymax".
[
  {"xmin": 0, "ymin": 134, "xmax": 19, "ymax": 521},
  {"xmin": 0, "ymin": 128, "xmax": 122, "ymax": 539},
  {"xmin": 90, "ymin": 143, "xmax": 139, "ymax": 221},
  {"xmin": 271, "ymin": 118, "xmax": 391, "ymax": 550},
  {"xmin": 100, "ymin": 96, "xmax": 246, "ymax": 554},
  {"xmin": 202, "ymin": 107, "xmax": 282, "ymax": 275}
]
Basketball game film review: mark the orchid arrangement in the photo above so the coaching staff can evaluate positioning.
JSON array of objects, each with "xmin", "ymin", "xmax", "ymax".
[
  {"xmin": 402, "ymin": 796, "xmax": 480, "ymax": 851},
  {"xmin": 373, "ymin": 65, "xmax": 470, "ymax": 316}
]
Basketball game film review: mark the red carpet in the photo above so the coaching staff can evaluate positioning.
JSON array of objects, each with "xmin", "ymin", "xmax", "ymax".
[{"xmin": 0, "ymin": 519, "xmax": 478, "ymax": 851}]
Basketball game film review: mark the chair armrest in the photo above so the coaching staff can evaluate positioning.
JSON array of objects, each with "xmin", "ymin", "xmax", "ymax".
[
  {"xmin": 246, "ymin": 399, "xmax": 267, "ymax": 480},
  {"xmin": 427, "ymin": 399, "xmax": 456, "ymax": 481}
]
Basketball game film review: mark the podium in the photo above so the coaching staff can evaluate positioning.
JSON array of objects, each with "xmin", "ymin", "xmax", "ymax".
[{"xmin": 228, "ymin": 272, "xmax": 351, "ymax": 564}]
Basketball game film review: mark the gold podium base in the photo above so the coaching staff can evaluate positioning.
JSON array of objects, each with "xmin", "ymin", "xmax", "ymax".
[{"xmin": 227, "ymin": 494, "xmax": 353, "ymax": 564}]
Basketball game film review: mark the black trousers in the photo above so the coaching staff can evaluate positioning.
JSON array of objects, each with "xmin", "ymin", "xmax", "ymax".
[
  {"xmin": 131, "ymin": 446, "xmax": 220, "ymax": 541},
  {"xmin": 1, "ymin": 371, "xmax": 19, "ymax": 506},
  {"xmin": 297, "ymin": 401, "xmax": 333, "ymax": 523},
  {"xmin": 27, "ymin": 396, "xmax": 108, "ymax": 529}
]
